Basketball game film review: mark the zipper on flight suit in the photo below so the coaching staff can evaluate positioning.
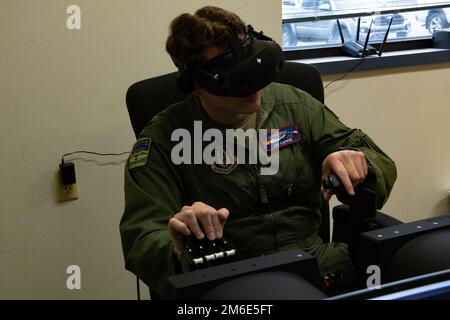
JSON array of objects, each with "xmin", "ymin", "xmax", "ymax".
[
  {"xmin": 286, "ymin": 183, "xmax": 293, "ymax": 196},
  {"xmin": 250, "ymin": 164, "xmax": 269, "ymax": 205},
  {"xmin": 250, "ymin": 163, "xmax": 279, "ymax": 251},
  {"xmin": 283, "ymin": 148, "xmax": 302, "ymax": 196},
  {"xmin": 228, "ymin": 192, "xmax": 240, "ymax": 205}
]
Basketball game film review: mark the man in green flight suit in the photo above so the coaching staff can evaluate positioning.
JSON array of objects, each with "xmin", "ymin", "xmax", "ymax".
[{"xmin": 120, "ymin": 6, "xmax": 397, "ymax": 296}]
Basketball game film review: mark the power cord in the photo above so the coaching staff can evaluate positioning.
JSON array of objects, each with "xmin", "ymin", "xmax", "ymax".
[
  {"xmin": 56, "ymin": 150, "xmax": 131, "ymax": 201},
  {"xmin": 61, "ymin": 151, "xmax": 143, "ymax": 299},
  {"xmin": 61, "ymin": 150, "xmax": 130, "ymax": 164},
  {"xmin": 136, "ymin": 277, "xmax": 141, "ymax": 300},
  {"xmin": 323, "ymin": 59, "xmax": 365, "ymax": 90}
]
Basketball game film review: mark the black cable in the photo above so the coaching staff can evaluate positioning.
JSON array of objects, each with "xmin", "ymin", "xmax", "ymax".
[
  {"xmin": 136, "ymin": 277, "xmax": 141, "ymax": 300},
  {"xmin": 61, "ymin": 150, "xmax": 130, "ymax": 164},
  {"xmin": 323, "ymin": 59, "xmax": 365, "ymax": 90}
]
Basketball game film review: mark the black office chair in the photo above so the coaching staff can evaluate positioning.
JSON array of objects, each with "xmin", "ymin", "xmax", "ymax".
[{"xmin": 126, "ymin": 61, "xmax": 332, "ymax": 242}]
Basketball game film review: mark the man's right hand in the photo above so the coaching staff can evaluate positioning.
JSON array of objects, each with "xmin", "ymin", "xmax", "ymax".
[{"xmin": 168, "ymin": 201, "xmax": 229, "ymax": 258}]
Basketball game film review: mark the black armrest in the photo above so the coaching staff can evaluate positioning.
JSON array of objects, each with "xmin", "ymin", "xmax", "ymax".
[
  {"xmin": 374, "ymin": 211, "xmax": 403, "ymax": 228},
  {"xmin": 332, "ymin": 204, "xmax": 403, "ymax": 244}
]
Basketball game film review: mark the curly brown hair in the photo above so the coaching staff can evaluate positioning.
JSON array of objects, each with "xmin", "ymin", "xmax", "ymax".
[{"xmin": 166, "ymin": 6, "xmax": 247, "ymax": 67}]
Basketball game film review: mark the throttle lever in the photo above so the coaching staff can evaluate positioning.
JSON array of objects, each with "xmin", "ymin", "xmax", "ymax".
[
  {"xmin": 182, "ymin": 232, "xmax": 236, "ymax": 272},
  {"xmin": 323, "ymin": 172, "xmax": 379, "ymax": 231},
  {"xmin": 322, "ymin": 173, "xmax": 354, "ymax": 205}
]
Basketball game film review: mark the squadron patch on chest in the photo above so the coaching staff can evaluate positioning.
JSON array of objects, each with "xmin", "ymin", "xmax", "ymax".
[
  {"xmin": 210, "ymin": 148, "xmax": 237, "ymax": 175},
  {"xmin": 263, "ymin": 125, "xmax": 302, "ymax": 152},
  {"xmin": 128, "ymin": 138, "xmax": 152, "ymax": 170}
]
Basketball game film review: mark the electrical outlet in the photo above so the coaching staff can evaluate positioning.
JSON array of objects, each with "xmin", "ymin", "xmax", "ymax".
[{"xmin": 55, "ymin": 168, "xmax": 79, "ymax": 202}]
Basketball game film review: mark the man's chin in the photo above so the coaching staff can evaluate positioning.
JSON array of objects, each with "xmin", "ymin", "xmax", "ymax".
[
  {"xmin": 242, "ymin": 92, "xmax": 259, "ymax": 101},
  {"xmin": 241, "ymin": 92, "xmax": 261, "ymax": 112}
]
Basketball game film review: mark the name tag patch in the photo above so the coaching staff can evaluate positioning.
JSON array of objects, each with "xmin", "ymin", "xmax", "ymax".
[
  {"xmin": 264, "ymin": 125, "xmax": 301, "ymax": 152},
  {"xmin": 128, "ymin": 138, "xmax": 152, "ymax": 170}
]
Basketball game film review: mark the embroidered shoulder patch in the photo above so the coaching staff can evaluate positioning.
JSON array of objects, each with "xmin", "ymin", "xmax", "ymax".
[{"xmin": 128, "ymin": 138, "xmax": 152, "ymax": 170}]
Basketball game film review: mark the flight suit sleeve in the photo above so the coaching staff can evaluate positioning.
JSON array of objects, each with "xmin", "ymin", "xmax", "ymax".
[
  {"xmin": 119, "ymin": 128, "xmax": 184, "ymax": 293},
  {"xmin": 302, "ymin": 94, "xmax": 397, "ymax": 209}
]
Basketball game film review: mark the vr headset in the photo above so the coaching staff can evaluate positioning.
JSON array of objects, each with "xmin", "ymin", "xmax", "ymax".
[{"xmin": 174, "ymin": 25, "xmax": 285, "ymax": 97}]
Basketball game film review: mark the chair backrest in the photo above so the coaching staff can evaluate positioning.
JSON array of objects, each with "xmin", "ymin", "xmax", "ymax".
[
  {"xmin": 126, "ymin": 61, "xmax": 324, "ymax": 137},
  {"xmin": 125, "ymin": 61, "xmax": 330, "ymax": 242}
]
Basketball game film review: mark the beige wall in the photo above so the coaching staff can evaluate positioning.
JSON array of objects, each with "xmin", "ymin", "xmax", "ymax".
[
  {"xmin": 0, "ymin": 0, "xmax": 448, "ymax": 299},
  {"xmin": 323, "ymin": 63, "xmax": 450, "ymax": 222},
  {"xmin": 0, "ymin": 0, "xmax": 280, "ymax": 300}
]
